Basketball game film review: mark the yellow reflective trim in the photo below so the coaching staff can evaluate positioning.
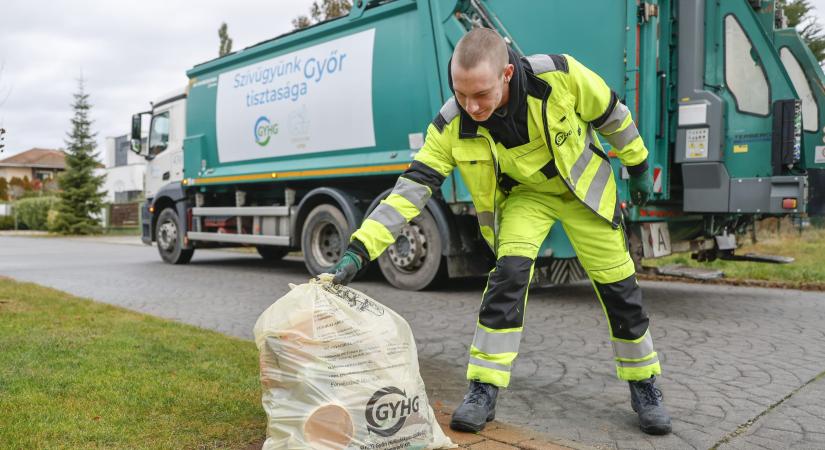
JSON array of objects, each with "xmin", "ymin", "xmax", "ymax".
[
  {"xmin": 476, "ymin": 322, "xmax": 523, "ymax": 335},
  {"xmin": 616, "ymin": 360, "xmax": 662, "ymax": 382},
  {"xmin": 191, "ymin": 163, "xmax": 411, "ymax": 185},
  {"xmin": 469, "ymin": 347, "xmax": 517, "ymax": 365},
  {"xmin": 351, "ymin": 218, "xmax": 394, "ymax": 261},
  {"xmin": 598, "ymin": 175, "xmax": 618, "ymax": 220},
  {"xmin": 384, "ymin": 193, "xmax": 420, "ymax": 221},
  {"xmin": 616, "ymin": 351, "xmax": 658, "ymax": 363},
  {"xmin": 467, "ymin": 364, "xmax": 510, "ymax": 388}
]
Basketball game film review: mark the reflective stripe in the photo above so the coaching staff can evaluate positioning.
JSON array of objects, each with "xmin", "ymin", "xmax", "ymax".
[
  {"xmin": 394, "ymin": 177, "xmax": 431, "ymax": 211},
  {"xmin": 440, "ymin": 97, "xmax": 459, "ymax": 122},
  {"xmin": 468, "ymin": 357, "xmax": 511, "ymax": 373},
  {"xmin": 584, "ymin": 160, "xmax": 612, "ymax": 211},
  {"xmin": 605, "ymin": 121, "xmax": 640, "ymax": 149},
  {"xmin": 569, "ymin": 130, "xmax": 594, "ymax": 186},
  {"xmin": 595, "ymin": 102, "xmax": 630, "ymax": 135},
  {"xmin": 525, "ymin": 54, "xmax": 555, "ymax": 74},
  {"xmin": 369, "ymin": 203, "xmax": 406, "ymax": 238},
  {"xmin": 477, "ymin": 211, "xmax": 495, "ymax": 229},
  {"xmin": 472, "ymin": 326, "xmax": 522, "ymax": 355},
  {"xmin": 612, "ymin": 330, "xmax": 655, "ymax": 361},
  {"xmin": 616, "ymin": 353, "xmax": 659, "ymax": 368}
]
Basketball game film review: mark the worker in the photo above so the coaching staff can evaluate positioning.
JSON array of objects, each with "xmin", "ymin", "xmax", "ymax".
[{"xmin": 328, "ymin": 28, "xmax": 671, "ymax": 436}]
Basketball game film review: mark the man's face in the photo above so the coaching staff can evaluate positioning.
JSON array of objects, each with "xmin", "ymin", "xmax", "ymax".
[{"xmin": 451, "ymin": 60, "xmax": 513, "ymax": 122}]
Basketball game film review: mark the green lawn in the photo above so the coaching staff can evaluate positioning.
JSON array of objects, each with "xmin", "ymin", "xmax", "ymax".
[
  {"xmin": 646, "ymin": 225, "xmax": 825, "ymax": 289},
  {"xmin": 0, "ymin": 278, "xmax": 265, "ymax": 449}
]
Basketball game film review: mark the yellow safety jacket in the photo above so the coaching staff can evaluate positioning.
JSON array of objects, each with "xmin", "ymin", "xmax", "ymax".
[{"xmin": 353, "ymin": 54, "xmax": 648, "ymax": 259}]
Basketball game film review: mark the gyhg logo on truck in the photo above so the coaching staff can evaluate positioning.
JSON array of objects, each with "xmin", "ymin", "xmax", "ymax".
[
  {"xmin": 365, "ymin": 386, "xmax": 420, "ymax": 437},
  {"xmin": 254, "ymin": 116, "xmax": 278, "ymax": 146}
]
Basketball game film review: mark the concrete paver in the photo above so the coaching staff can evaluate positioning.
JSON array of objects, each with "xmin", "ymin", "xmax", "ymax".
[{"xmin": 2, "ymin": 235, "xmax": 825, "ymax": 449}]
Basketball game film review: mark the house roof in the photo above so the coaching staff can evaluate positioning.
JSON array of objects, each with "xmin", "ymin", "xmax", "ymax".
[{"xmin": 0, "ymin": 148, "xmax": 66, "ymax": 169}]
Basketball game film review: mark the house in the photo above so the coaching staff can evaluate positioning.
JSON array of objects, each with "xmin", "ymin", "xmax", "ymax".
[
  {"xmin": 0, "ymin": 148, "xmax": 66, "ymax": 182},
  {"xmin": 102, "ymin": 134, "xmax": 146, "ymax": 204}
]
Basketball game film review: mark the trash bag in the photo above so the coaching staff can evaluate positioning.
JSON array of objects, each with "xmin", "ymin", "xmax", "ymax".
[{"xmin": 253, "ymin": 275, "xmax": 455, "ymax": 450}]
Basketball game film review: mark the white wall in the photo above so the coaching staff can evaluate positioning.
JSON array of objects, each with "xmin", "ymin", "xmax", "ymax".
[{"xmin": 102, "ymin": 134, "xmax": 146, "ymax": 203}]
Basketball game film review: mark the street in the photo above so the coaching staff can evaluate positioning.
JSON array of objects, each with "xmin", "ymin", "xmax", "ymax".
[{"xmin": 2, "ymin": 235, "xmax": 824, "ymax": 449}]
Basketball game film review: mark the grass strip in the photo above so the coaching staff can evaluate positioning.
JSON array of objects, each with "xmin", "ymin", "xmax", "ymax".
[{"xmin": 0, "ymin": 277, "xmax": 265, "ymax": 449}]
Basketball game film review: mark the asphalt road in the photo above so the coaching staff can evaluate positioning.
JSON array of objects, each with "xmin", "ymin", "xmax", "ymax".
[{"xmin": 2, "ymin": 235, "xmax": 824, "ymax": 449}]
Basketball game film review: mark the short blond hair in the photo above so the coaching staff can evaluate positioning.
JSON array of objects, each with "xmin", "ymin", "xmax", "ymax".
[{"xmin": 453, "ymin": 28, "xmax": 508, "ymax": 72}]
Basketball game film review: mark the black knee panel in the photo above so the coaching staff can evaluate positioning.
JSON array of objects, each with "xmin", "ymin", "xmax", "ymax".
[
  {"xmin": 479, "ymin": 256, "xmax": 533, "ymax": 329},
  {"xmin": 594, "ymin": 274, "xmax": 649, "ymax": 340}
]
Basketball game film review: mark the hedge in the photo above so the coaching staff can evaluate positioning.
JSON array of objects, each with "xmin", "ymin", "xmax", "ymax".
[{"xmin": 14, "ymin": 196, "xmax": 59, "ymax": 231}]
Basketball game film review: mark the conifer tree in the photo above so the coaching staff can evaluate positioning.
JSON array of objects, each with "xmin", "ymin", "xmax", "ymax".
[{"xmin": 52, "ymin": 78, "xmax": 106, "ymax": 234}]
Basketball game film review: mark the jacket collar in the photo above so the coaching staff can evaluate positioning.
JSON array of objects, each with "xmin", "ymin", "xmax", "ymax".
[
  {"xmin": 457, "ymin": 61, "xmax": 552, "ymax": 140},
  {"xmin": 524, "ymin": 65, "xmax": 552, "ymax": 101}
]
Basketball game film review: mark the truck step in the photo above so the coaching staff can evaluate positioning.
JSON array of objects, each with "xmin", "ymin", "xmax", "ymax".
[
  {"xmin": 719, "ymin": 253, "xmax": 795, "ymax": 264},
  {"xmin": 653, "ymin": 264, "xmax": 724, "ymax": 280}
]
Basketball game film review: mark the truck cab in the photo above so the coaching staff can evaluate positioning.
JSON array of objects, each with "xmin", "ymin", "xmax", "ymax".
[
  {"xmin": 137, "ymin": 89, "xmax": 187, "ymax": 198},
  {"xmin": 131, "ymin": 88, "xmax": 189, "ymax": 253}
]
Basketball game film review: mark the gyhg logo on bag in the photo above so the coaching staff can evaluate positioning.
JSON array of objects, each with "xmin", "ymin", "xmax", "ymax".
[{"xmin": 365, "ymin": 386, "xmax": 420, "ymax": 437}]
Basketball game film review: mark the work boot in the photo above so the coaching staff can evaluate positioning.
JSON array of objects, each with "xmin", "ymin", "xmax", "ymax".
[
  {"xmin": 450, "ymin": 380, "xmax": 498, "ymax": 432},
  {"xmin": 628, "ymin": 376, "xmax": 672, "ymax": 435}
]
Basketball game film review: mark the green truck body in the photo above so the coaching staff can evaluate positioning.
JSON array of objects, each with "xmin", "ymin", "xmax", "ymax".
[{"xmin": 136, "ymin": 0, "xmax": 825, "ymax": 289}]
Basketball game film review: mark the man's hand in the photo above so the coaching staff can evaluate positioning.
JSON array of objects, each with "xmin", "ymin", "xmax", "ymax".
[
  {"xmin": 330, "ymin": 250, "xmax": 364, "ymax": 285},
  {"xmin": 628, "ymin": 170, "xmax": 653, "ymax": 207}
]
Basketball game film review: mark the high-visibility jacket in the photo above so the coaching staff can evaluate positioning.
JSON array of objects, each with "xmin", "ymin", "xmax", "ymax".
[{"xmin": 352, "ymin": 54, "xmax": 648, "ymax": 260}]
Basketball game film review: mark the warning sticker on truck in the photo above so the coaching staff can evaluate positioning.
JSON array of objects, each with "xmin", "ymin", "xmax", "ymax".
[
  {"xmin": 215, "ymin": 29, "xmax": 376, "ymax": 163},
  {"xmin": 685, "ymin": 128, "xmax": 708, "ymax": 159}
]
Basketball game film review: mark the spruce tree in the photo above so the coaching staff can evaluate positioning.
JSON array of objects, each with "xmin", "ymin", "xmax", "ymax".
[{"xmin": 52, "ymin": 78, "xmax": 106, "ymax": 235}]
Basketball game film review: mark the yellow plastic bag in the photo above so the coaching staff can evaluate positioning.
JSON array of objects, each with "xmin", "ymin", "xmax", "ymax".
[{"xmin": 253, "ymin": 275, "xmax": 455, "ymax": 450}]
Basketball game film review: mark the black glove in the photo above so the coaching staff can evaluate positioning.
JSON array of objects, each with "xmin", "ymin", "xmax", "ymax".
[
  {"xmin": 628, "ymin": 170, "xmax": 653, "ymax": 207},
  {"xmin": 329, "ymin": 240, "xmax": 369, "ymax": 285},
  {"xmin": 331, "ymin": 250, "xmax": 363, "ymax": 285}
]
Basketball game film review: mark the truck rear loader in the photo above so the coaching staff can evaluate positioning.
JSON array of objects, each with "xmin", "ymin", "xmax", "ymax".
[{"xmin": 132, "ymin": 0, "xmax": 825, "ymax": 290}]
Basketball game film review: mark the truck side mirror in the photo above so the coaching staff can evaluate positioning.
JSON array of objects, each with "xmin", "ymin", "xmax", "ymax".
[{"xmin": 130, "ymin": 114, "xmax": 142, "ymax": 155}]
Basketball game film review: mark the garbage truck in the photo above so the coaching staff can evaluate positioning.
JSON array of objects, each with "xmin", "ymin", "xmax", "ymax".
[{"xmin": 132, "ymin": 0, "xmax": 825, "ymax": 290}]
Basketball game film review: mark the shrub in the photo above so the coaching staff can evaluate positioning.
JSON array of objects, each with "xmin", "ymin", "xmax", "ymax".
[
  {"xmin": 14, "ymin": 196, "xmax": 59, "ymax": 230},
  {"xmin": 0, "ymin": 215, "xmax": 14, "ymax": 230}
]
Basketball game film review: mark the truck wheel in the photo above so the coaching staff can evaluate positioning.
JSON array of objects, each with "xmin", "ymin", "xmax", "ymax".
[
  {"xmin": 378, "ymin": 208, "xmax": 444, "ymax": 291},
  {"xmin": 256, "ymin": 246, "xmax": 288, "ymax": 261},
  {"xmin": 156, "ymin": 208, "xmax": 194, "ymax": 264},
  {"xmin": 302, "ymin": 204, "xmax": 349, "ymax": 275}
]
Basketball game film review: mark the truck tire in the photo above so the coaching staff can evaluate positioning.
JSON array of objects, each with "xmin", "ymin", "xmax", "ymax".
[
  {"xmin": 302, "ymin": 204, "xmax": 349, "ymax": 275},
  {"xmin": 378, "ymin": 208, "xmax": 444, "ymax": 291},
  {"xmin": 156, "ymin": 208, "xmax": 194, "ymax": 264},
  {"xmin": 256, "ymin": 246, "xmax": 288, "ymax": 261}
]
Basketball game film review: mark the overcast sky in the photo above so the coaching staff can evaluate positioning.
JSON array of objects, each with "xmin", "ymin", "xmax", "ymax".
[
  {"xmin": 0, "ymin": 0, "xmax": 315, "ymax": 158},
  {"xmin": 1, "ymin": 0, "xmax": 825, "ymax": 159}
]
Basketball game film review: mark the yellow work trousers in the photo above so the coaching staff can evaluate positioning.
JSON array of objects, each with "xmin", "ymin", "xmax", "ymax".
[{"xmin": 467, "ymin": 178, "xmax": 661, "ymax": 387}]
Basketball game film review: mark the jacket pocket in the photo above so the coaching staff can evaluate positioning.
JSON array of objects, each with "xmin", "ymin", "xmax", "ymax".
[
  {"xmin": 511, "ymin": 138, "xmax": 552, "ymax": 178},
  {"xmin": 453, "ymin": 146, "xmax": 496, "ymax": 208}
]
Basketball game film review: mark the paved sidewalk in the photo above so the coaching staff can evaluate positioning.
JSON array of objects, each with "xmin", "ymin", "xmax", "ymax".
[
  {"xmin": 4, "ymin": 236, "xmax": 825, "ymax": 449},
  {"xmin": 432, "ymin": 405, "xmax": 586, "ymax": 449}
]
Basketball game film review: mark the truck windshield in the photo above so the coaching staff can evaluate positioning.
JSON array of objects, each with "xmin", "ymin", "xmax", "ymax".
[
  {"xmin": 779, "ymin": 47, "xmax": 819, "ymax": 132},
  {"xmin": 148, "ymin": 112, "xmax": 170, "ymax": 156}
]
